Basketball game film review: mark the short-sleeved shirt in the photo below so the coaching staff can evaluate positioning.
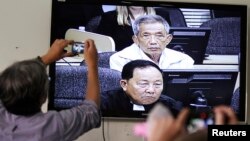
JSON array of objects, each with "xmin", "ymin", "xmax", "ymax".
[{"xmin": 0, "ymin": 100, "xmax": 100, "ymax": 141}]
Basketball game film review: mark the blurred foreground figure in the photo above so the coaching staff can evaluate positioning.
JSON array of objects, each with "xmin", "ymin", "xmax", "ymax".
[{"xmin": 134, "ymin": 104, "xmax": 238, "ymax": 141}]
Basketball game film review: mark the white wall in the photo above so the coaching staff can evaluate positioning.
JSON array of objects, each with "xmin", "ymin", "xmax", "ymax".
[
  {"xmin": 0, "ymin": 0, "xmax": 249, "ymax": 141},
  {"xmin": 0, "ymin": 0, "xmax": 51, "ymax": 70}
]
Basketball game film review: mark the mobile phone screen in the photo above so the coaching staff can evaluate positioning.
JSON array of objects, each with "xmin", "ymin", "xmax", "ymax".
[{"xmin": 72, "ymin": 42, "xmax": 84, "ymax": 54}]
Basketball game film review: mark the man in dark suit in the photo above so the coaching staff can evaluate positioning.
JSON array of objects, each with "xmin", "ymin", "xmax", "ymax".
[{"xmin": 101, "ymin": 60, "xmax": 182, "ymax": 117}]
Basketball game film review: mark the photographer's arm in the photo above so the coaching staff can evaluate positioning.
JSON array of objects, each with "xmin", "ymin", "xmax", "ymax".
[
  {"xmin": 39, "ymin": 39, "xmax": 100, "ymax": 107},
  {"xmin": 83, "ymin": 39, "xmax": 100, "ymax": 108}
]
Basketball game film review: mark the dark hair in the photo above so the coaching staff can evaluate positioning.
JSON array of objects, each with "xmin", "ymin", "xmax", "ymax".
[
  {"xmin": 0, "ymin": 59, "xmax": 48, "ymax": 116},
  {"xmin": 121, "ymin": 60, "xmax": 163, "ymax": 80}
]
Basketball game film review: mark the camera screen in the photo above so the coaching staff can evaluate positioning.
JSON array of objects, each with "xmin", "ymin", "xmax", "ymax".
[{"xmin": 72, "ymin": 42, "xmax": 84, "ymax": 54}]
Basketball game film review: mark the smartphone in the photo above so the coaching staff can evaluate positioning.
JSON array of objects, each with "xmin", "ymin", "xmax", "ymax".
[{"xmin": 72, "ymin": 42, "xmax": 84, "ymax": 54}]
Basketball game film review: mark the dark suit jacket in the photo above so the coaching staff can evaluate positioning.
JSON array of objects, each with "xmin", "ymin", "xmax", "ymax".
[
  {"xmin": 101, "ymin": 88, "xmax": 182, "ymax": 118},
  {"xmin": 96, "ymin": 9, "xmax": 171, "ymax": 51}
]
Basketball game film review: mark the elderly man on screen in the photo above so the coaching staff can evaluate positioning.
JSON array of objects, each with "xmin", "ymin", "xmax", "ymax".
[{"xmin": 110, "ymin": 14, "xmax": 194, "ymax": 72}]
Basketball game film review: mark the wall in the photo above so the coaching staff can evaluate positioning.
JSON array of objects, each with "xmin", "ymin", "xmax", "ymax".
[
  {"xmin": 0, "ymin": 0, "xmax": 249, "ymax": 141},
  {"xmin": 0, "ymin": 0, "xmax": 51, "ymax": 70}
]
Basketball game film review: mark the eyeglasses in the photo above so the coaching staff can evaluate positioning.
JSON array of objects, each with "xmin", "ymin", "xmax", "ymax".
[{"xmin": 139, "ymin": 33, "xmax": 168, "ymax": 41}]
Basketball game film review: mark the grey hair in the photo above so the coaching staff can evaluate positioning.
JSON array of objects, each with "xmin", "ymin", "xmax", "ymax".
[{"xmin": 132, "ymin": 14, "xmax": 170, "ymax": 35}]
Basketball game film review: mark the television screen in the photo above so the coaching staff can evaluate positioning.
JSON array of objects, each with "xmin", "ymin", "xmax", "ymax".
[
  {"xmin": 162, "ymin": 68, "xmax": 238, "ymax": 108},
  {"xmin": 49, "ymin": 0, "xmax": 247, "ymax": 122},
  {"xmin": 168, "ymin": 27, "xmax": 211, "ymax": 64}
]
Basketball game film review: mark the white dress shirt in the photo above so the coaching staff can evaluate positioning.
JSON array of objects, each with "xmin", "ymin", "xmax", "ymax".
[{"xmin": 110, "ymin": 43, "xmax": 194, "ymax": 72}]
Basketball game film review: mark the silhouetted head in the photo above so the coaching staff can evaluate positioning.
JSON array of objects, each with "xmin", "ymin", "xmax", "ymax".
[{"xmin": 0, "ymin": 59, "xmax": 48, "ymax": 116}]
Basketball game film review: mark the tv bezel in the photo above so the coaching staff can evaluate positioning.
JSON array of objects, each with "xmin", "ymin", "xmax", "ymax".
[{"xmin": 49, "ymin": 0, "xmax": 247, "ymax": 122}]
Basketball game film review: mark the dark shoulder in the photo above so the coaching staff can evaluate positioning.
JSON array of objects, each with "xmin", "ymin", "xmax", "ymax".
[
  {"xmin": 155, "ymin": 8, "xmax": 170, "ymax": 17},
  {"xmin": 101, "ymin": 10, "xmax": 117, "ymax": 20},
  {"xmin": 159, "ymin": 94, "xmax": 175, "ymax": 101},
  {"xmin": 101, "ymin": 88, "xmax": 127, "ymax": 101},
  {"xmin": 159, "ymin": 94, "xmax": 183, "ymax": 114},
  {"xmin": 155, "ymin": 8, "xmax": 171, "ymax": 25},
  {"xmin": 155, "ymin": 8, "xmax": 170, "ymax": 16},
  {"xmin": 97, "ymin": 10, "xmax": 118, "ymax": 33}
]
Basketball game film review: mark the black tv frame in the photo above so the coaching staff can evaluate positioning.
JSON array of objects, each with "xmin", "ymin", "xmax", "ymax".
[{"xmin": 49, "ymin": 0, "xmax": 247, "ymax": 122}]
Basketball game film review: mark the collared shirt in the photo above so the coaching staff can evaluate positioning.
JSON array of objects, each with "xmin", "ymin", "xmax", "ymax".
[
  {"xmin": 110, "ymin": 43, "xmax": 194, "ymax": 72},
  {"xmin": 0, "ymin": 100, "xmax": 100, "ymax": 141}
]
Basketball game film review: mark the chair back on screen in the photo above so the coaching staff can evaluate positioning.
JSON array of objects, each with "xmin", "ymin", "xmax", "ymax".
[
  {"xmin": 80, "ymin": 51, "xmax": 116, "ymax": 68},
  {"xmin": 200, "ymin": 17, "xmax": 240, "ymax": 55},
  {"xmin": 54, "ymin": 65, "xmax": 121, "ymax": 109},
  {"xmin": 65, "ymin": 28, "xmax": 115, "ymax": 53},
  {"xmin": 231, "ymin": 87, "xmax": 240, "ymax": 114}
]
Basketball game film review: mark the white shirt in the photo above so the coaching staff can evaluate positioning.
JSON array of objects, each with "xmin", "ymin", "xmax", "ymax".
[{"xmin": 110, "ymin": 43, "xmax": 194, "ymax": 72}]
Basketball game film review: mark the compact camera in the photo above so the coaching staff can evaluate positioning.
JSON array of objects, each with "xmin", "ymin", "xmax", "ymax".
[{"xmin": 72, "ymin": 42, "xmax": 84, "ymax": 54}]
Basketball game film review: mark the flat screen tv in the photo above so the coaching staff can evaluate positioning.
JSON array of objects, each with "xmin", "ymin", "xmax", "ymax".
[
  {"xmin": 162, "ymin": 68, "xmax": 238, "ymax": 109},
  {"xmin": 168, "ymin": 27, "xmax": 211, "ymax": 64},
  {"xmin": 49, "ymin": 0, "xmax": 247, "ymax": 122}
]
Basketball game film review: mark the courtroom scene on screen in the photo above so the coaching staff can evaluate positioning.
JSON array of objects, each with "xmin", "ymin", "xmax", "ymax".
[{"xmin": 49, "ymin": 0, "xmax": 246, "ymax": 121}]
